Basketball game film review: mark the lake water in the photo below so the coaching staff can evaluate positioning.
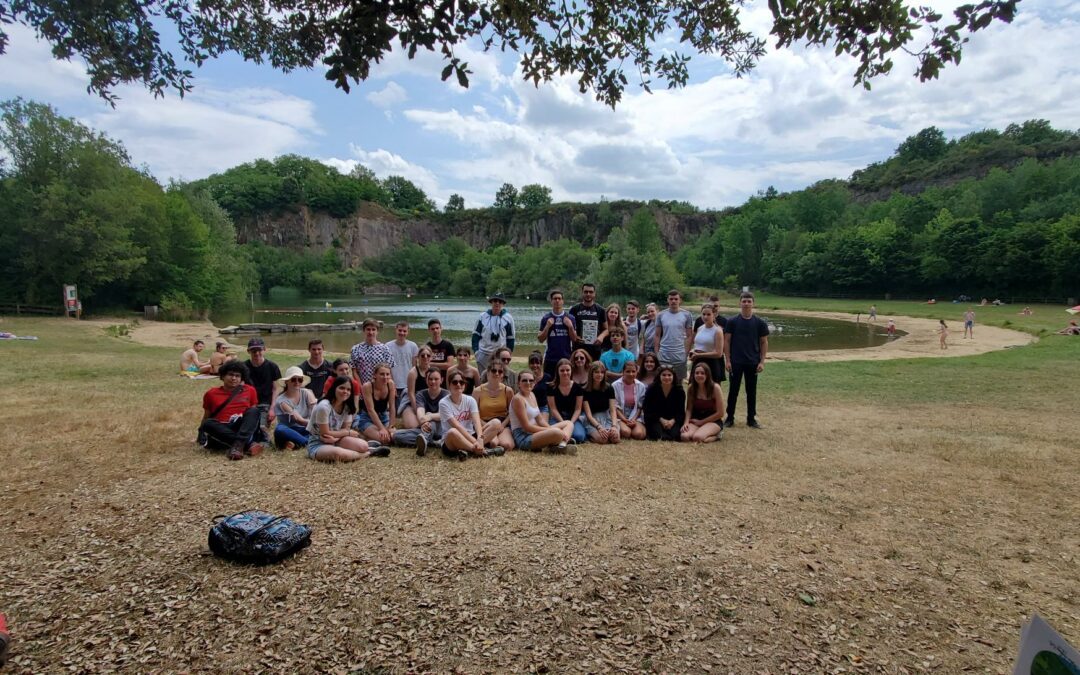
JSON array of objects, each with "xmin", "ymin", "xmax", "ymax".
[{"xmin": 212, "ymin": 293, "xmax": 897, "ymax": 355}]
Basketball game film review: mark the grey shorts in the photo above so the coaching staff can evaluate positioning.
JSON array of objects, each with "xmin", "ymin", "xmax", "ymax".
[{"xmin": 585, "ymin": 411, "xmax": 614, "ymax": 436}]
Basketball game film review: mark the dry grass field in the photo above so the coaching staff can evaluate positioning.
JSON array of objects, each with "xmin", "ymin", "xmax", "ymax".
[{"xmin": 1, "ymin": 313, "xmax": 1078, "ymax": 674}]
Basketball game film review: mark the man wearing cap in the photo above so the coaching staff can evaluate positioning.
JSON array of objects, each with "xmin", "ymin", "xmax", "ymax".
[
  {"xmin": 208, "ymin": 341, "xmax": 236, "ymax": 375},
  {"xmin": 298, "ymin": 338, "xmax": 334, "ymax": 395},
  {"xmin": 243, "ymin": 337, "xmax": 281, "ymax": 431},
  {"xmin": 349, "ymin": 319, "xmax": 395, "ymax": 385},
  {"xmin": 471, "ymin": 292, "xmax": 516, "ymax": 372}
]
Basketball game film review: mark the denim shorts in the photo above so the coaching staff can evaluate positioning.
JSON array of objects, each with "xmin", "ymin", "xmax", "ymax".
[
  {"xmin": 396, "ymin": 389, "xmax": 411, "ymax": 415},
  {"xmin": 511, "ymin": 427, "xmax": 533, "ymax": 451},
  {"xmin": 356, "ymin": 410, "xmax": 389, "ymax": 432},
  {"xmin": 585, "ymin": 411, "xmax": 614, "ymax": 436},
  {"xmin": 306, "ymin": 439, "xmax": 324, "ymax": 459}
]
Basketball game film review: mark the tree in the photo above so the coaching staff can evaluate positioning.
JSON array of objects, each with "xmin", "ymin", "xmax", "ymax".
[
  {"xmin": 519, "ymin": 184, "xmax": 552, "ymax": 211},
  {"xmin": 494, "ymin": 183, "xmax": 518, "ymax": 210},
  {"xmin": 445, "ymin": 194, "xmax": 465, "ymax": 212},
  {"xmin": 896, "ymin": 127, "xmax": 949, "ymax": 163},
  {"xmin": 596, "ymin": 208, "xmax": 681, "ymax": 299},
  {"xmin": 0, "ymin": 0, "xmax": 1018, "ymax": 107},
  {"xmin": 381, "ymin": 175, "xmax": 435, "ymax": 212}
]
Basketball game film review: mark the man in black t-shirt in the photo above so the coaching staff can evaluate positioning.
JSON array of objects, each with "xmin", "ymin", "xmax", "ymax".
[
  {"xmin": 569, "ymin": 282, "xmax": 606, "ymax": 360},
  {"xmin": 243, "ymin": 337, "xmax": 281, "ymax": 437},
  {"xmin": 426, "ymin": 319, "xmax": 456, "ymax": 372},
  {"xmin": 723, "ymin": 292, "xmax": 769, "ymax": 429},
  {"xmin": 298, "ymin": 338, "xmax": 335, "ymax": 396}
]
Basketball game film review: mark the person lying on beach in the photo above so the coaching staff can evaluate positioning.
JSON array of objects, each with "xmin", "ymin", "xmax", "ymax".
[{"xmin": 1057, "ymin": 320, "xmax": 1080, "ymax": 335}]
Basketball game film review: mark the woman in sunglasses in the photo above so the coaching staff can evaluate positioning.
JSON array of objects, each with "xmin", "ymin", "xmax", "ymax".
[
  {"xmin": 569, "ymin": 348, "xmax": 593, "ymax": 386},
  {"xmin": 272, "ymin": 366, "xmax": 317, "ymax": 450},
  {"xmin": 476, "ymin": 361, "xmax": 514, "ymax": 453},
  {"xmin": 510, "ymin": 370, "xmax": 575, "ymax": 451},
  {"xmin": 439, "ymin": 373, "xmax": 488, "ymax": 460},
  {"xmin": 404, "ymin": 346, "xmax": 435, "ymax": 428}
]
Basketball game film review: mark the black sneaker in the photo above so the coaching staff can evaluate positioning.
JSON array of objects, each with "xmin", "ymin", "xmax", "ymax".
[
  {"xmin": 369, "ymin": 445, "xmax": 391, "ymax": 457},
  {"xmin": 456, "ymin": 449, "xmax": 469, "ymax": 462},
  {"xmin": 747, "ymin": 420, "xmax": 763, "ymax": 429},
  {"xmin": 415, "ymin": 435, "xmax": 428, "ymax": 457},
  {"xmin": 484, "ymin": 446, "xmax": 506, "ymax": 457},
  {"xmin": 723, "ymin": 418, "xmax": 735, "ymax": 428}
]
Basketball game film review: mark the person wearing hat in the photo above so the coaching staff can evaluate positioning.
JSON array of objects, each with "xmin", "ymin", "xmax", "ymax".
[
  {"xmin": 243, "ymin": 337, "xmax": 281, "ymax": 432},
  {"xmin": 471, "ymin": 292, "xmax": 516, "ymax": 372},
  {"xmin": 272, "ymin": 366, "xmax": 317, "ymax": 449}
]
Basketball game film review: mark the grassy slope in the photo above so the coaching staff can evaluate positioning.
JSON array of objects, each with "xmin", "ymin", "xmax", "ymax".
[{"xmin": 1, "ymin": 309, "xmax": 1078, "ymax": 672}]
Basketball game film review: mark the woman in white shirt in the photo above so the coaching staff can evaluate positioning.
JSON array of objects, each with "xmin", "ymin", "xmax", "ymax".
[{"xmin": 510, "ymin": 372, "xmax": 575, "ymax": 452}]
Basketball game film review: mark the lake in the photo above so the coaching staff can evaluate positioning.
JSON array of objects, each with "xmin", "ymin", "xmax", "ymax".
[{"xmin": 212, "ymin": 292, "xmax": 897, "ymax": 356}]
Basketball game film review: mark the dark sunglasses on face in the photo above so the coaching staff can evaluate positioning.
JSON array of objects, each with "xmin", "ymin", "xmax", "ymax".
[
  {"xmin": 519, "ymin": 378, "xmax": 534, "ymax": 384},
  {"xmin": 450, "ymin": 379, "xmax": 465, "ymax": 386},
  {"xmin": 492, "ymin": 369, "xmax": 505, "ymax": 375}
]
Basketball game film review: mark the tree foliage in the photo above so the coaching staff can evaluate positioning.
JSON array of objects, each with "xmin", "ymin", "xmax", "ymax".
[
  {"xmin": 494, "ymin": 183, "xmax": 518, "ymax": 210},
  {"xmin": 596, "ymin": 208, "xmax": 682, "ymax": 298},
  {"xmin": 381, "ymin": 175, "xmax": 435, "ymax": 213},
  {"xmin": 0, "ymin": 0, "xmax": 1018, "ymax": 107},
  {"xmin": 519, "ymin": 184, "xmax": 553, "ymax": 211},
  {"xmin": 0, "ymin": 98, "xmax": 253, "ymax": 309}
]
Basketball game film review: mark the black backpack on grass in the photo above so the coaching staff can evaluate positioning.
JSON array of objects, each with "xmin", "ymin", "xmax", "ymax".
[{"xmin": 208, "ymin": 510, "xmax": 312, "ymax": 564}]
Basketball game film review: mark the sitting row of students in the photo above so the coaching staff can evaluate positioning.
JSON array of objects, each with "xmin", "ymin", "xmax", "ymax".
[{"xmin": 199, "ymin": 348, "xmax": 725, "ymax": 462}]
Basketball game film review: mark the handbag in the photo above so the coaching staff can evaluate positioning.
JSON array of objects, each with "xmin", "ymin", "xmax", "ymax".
[{"xmin": 208, "ymin": 511, "xmax": 312, "ymax": 565}]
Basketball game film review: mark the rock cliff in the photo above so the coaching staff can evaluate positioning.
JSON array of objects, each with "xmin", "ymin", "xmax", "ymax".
[{"xmin": 235, "ymin": 201, "xmax": 716, "ymax": 266}]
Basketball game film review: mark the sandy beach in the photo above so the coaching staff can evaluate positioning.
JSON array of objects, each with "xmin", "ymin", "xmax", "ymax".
[{"xmin": 112, "ymin": 310, "xmax": 1036, "ymax": 364}]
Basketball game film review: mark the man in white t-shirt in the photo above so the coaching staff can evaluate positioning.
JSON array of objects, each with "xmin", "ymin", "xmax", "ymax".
[
  {"xmin": 387, "ymin": 321, "xmax": 420, "ymax": 426},
  {"xmin": 653, "ymin": 289, "xmax": 694, "ymax": 382}
]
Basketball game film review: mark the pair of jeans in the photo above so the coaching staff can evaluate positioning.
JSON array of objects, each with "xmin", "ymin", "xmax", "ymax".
[
  {"xmin": 392, "ymin": 421, "xmax": 442, "ymax": 447},
  {"xmin": 726, "ymin": 362, "xmax": 759, "ymax": 423},
  {"xmin": 273, "ymin": 423, "xmax": 310, "ymax": 449},
  {"xmin": 199, "ymin": 408, "xmax": 261, "ymax": 451}
]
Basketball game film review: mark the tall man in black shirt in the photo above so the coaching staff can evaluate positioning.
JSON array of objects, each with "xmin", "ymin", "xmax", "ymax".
[
  {"xmin": 570, "ymin": 282, "xmax": 606, "ymax": 361},
  {"xmin": 243, "ymin": 337, "xmax": 281, "ymax": 436},
  {"xmin": 723, "ymin": 292, "xmax": 769, "ymax": 429},
  {"xmin": 298, "ymin": 338, "xmax": 334, "ymax": 396}
]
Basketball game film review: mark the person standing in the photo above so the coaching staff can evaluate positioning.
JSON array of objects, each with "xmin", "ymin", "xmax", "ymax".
[
  {"xmin": 471, "ymin": 292, "xmax": 516, "ymax": 372},
  {"xmin": 426, "ymin": 319, "xmax": 455, "ymax": 372},
  {"xmin": 349, "ymin": 319, "xmax": 395, "ymax": 385},
  {"xmin": 723, "ymin": 291, "xmax": 769, "ymax": 429},
  {"xmin": 244, "ymin": 337, "xmax": 281, "ymax": 433},
  {"xmin": 538, "ymin": 289, "xmax": 577, "ymax": 381},
  {"xmin": 690, "ymin": 305, "xmax": 726, "ymax": 385},
  {"xmin": 387, "ymin": 321, "xmax": 420, "ymax": 428},
  {"xmin": 869, "ymin": 304, "xmax": 878, "ymax": 322},
  {"xmin": 624, "ymin": 300, "xmax": 645, "ymax": 359},
  {"xmin": 963, "ymin": 308, "xmax": 975, "ymax": 339},
  {"xmin": 653, "ymin": 289, "xmax": 694, "ymax": 383},
  {"xmin": 298, "ymin": 338, "xmax": 334, "ymax": 396},
  {"xmin": 570, "ymin": 282, "xmax": 606, "ymax": 361}
]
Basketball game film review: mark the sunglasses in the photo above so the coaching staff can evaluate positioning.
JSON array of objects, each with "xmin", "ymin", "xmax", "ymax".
[
  {"xmin": 574, "ymin": 357, "xmax": 587, "ymax": 361},
  {"xmin": 289, "ymin": 377, "xmax": 304, "ymax": 383},
  {"xmin": 491, "ymin": 369, "xmax": 505, "ymax": 375},
  {"xmin": 501, "ymin": 357, "xmax": 512, "ymax": 362},
  {"xmin": 450, "ymin": 379, "xmax": 465, "ymax": 386},
  {"xmin": 519, "ymin": 378, "xmax": 534, "ymax": 384}
]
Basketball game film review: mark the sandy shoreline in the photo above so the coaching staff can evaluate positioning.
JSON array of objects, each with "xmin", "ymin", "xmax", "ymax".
[{"xmin": 104, "ymin": 309, "xmax": 1036, "ymax": 364}]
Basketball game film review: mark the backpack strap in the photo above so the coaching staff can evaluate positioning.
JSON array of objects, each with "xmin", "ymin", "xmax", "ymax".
[{"xmin": 208, "ymin": 385, "xmax": 244, "ymax": 420}]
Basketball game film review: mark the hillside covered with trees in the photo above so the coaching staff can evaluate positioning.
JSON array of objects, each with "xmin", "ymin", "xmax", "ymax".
[{"xmin": 2, "ymin": 96, "xmax": 1078, "ymax": 313}]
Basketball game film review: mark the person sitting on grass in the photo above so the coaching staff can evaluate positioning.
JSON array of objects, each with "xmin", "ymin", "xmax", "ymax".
[
  {"xmin": 306, "ymin": 376, "xmax": 389, "ymax": 462},
  {"xmin": 525, "ymin": 351, "xmax": 551, "ymax": 424},
  {"xmin": 208, "ymin": 341, "xmax": 235, "ymax": 374},
  {"xmin": 510, "ymin": 370, "xmax": 576, "ymax": 452},
  {"xmin": 548, "ymin": 358, "xmax": 587, "ymax": 444},
  {"xmin": 582, "ymin": 362, "xmax": 620, "ymax": 445},
  {"xmin": 272, "ymin": 366, "xmax": 317, "ymax": 450},
  {"xmin": 643, "ymin": 365, "xmax": 686, "ymax": 442},
  {"xmin": 447, "ymin": 347, "xmax": 481, "ymax": 396},
  {"xmin": 396, "ymin": 367, "xmax": 449, "ymax": 456},
  {"xmin": 599, "ymin": 328, "xmax": 633, "ymax": 382},
  {"xmin": 476, "ymin": 360, "xmax": 515, "ymax": 453},
  {"xmin": 181, "ymin": 340, "xmax": 212, "ymax": 374},
  {"xmin": 198, "ymin": 361, "xmax": 263, "ymax": 461},
  {"xmin": 404, "ymin": 347, "xmax": 436, "ymax": 428},
  {"xmin": 1057, "ymin": 320, "xmax": 1080, "ymax": 335},
  {"xmin": 613, "ymin": 359, "xmax": 647, "ymax": 441},
  {"xmin": 439, "ymin": 373, "xmax": 491, "ymax": 460},
  {"xmin": 570, "ymin": 348, "xmax": 593, "ymax": 386},
  {"xmin": 681, "ymin": 362, "xmax": 725, "ymax": 443},
  {"xmin": 357, "ymin": 363, "xmax": 396, "ymax": 447}
]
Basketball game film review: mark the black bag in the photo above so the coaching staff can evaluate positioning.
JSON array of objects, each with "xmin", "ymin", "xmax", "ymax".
[
  {"xmin": 208, "ymin": 511, "xmax": 312, "ymax": 564},
  {"xmin": 197, "ymin": 386, "xmax": 244, "ymax": 448}
]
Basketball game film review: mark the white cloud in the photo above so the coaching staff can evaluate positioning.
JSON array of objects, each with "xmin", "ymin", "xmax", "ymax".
[
  {"xmin": 365, "ymin": 81, "xmax": 408, "ymax": 108},
  {"xmin": 325, "ymin": 144, "xmax": 443, "ymax": 202}
]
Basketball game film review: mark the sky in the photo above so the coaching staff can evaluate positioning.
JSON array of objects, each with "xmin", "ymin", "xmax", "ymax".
[{"xmin": 1, "ymin": 1, "xmax": 1078, "ymax": 210}]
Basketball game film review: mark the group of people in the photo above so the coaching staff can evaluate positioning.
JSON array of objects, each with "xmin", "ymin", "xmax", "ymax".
[{"xmin": 195, "ymin": 286, "xmax": 771, "ymax": 463}]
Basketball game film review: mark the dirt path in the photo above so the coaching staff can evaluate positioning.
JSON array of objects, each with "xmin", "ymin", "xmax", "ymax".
[{"xmin": 113, "ymin": 311, "xmax": 1036, "ymax": 364}]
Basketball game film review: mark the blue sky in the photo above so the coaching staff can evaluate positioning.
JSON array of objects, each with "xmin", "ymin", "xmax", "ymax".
[{"xmin": 1, "ymin": 0, "xmax": 1078, "ymax": 209}]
